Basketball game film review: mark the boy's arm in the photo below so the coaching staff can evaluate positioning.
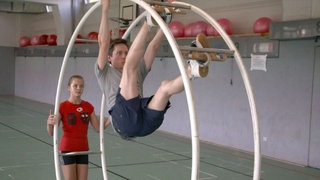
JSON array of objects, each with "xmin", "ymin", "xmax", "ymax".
[{"xmin": 97, "ymin": 0, "xmax": 110, "ymax": 70}]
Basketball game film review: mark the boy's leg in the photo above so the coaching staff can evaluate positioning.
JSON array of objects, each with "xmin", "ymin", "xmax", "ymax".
[
  {"xmin": 119, "ymin": 22, "xmax": 150, "ymax": 100},
  {"xmin": 147, "ymin": 75, "xmax": 186, "ymax": 111},
  {"xmin": 147, "ymin": 33, "xmax": 211, "ymax": 111},
  {"xmin": 146, "ymin": 7, "xmax": 172, "ymax": 27}
]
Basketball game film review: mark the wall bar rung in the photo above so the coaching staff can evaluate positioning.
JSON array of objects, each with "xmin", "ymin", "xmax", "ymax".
[{"xmin": 75, "ymin": 38, "xmax": 98, "ymax": 43}]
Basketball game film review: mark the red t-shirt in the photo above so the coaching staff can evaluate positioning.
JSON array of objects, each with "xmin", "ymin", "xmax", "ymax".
[{"xmin": 59, "ymin": 100, "xmax": 94, "ymax": 151}]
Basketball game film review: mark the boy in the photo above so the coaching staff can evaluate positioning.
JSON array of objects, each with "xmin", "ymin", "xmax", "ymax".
[{"xmin": 95, "ymin": 0, "xmax": 210, "ymax": 139}]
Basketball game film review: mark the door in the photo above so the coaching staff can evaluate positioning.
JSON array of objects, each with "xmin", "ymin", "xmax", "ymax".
[{"xmin": 309, "ymin": 46, "xmax": 320, "ymax": 168}]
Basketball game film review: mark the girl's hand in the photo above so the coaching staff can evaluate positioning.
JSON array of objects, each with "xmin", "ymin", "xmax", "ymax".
[{"xmin": 47, "ymin": 109, "xmax": 56, "ymax": 126}]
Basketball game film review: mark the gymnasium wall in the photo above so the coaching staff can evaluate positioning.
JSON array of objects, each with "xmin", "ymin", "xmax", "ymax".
[
  {"xmin": 309, "ymin": 47, "xmax": 320, "ymax": 168},
  {"xmin": 13, "ymin": 39, "xmax": 320, "ymax": 168},
  {"xmin": 0, "ymin": 46, "xmax": 15, "ymax": 95},
  {"xmin": 14, "ymin": 56, "xmax": 101, "ymax": 108},
  {"xmin": 0, "ymin": 0, "xmax": 117, "ymax": 47},
  {"xmin": 0, "ymin": 13, "xmax": 19, "ymax": 47},
  {"xmin": 2, "ymin": 0, "xmax": 319, "ymax": 47},
  {"xmin": 145, "ymin": 39, "xmax": 320, "ymax": 166}
]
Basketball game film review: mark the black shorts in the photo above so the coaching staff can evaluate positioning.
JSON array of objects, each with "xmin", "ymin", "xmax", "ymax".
[
  {"xmin": 110, "ymin": 89, "xmax": 170, "ymax": 138},
  {"xmin": 59, "ymin": 151, "xmax": 89, "ymax": 165}
]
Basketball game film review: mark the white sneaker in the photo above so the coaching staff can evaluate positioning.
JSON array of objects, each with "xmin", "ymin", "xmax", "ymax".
[
  {"xmin": 146, "ymin": 7, "xmax": 172, "ymax": 27},
  {"xmin": 188, "ymin": 59, "xmax": 209, "ymax": 79}
]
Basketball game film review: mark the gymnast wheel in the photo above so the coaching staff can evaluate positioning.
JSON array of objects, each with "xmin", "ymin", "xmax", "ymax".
[{"xmin": 53, "ymin": 1, "xmax": 261, "ymax": 180}]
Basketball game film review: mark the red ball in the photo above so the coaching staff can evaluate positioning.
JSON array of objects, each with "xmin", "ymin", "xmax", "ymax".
[
  {"xmin": 253, "ymin": 17, "xmax": 272, "ymax": 33},
  {"xmin": 119, "ymin": 29, "xmax": 126, "ymax": 38},
  {"xmin": 30, "ymin": 35, "xmax": 40, "ymax": 46},
  {"xmin": 87, "ymin": 31, "xmax": 98, "ymax": 40},
  {"xmin": 218, "ymin": 18, "xmax": 233, "ymax": 35},
  {"xmin": 206, "ymin": 25, "xmax": 216, "ymax": 36},
  {"xmin": 184, "ymin": 22, "xmax": 194, "ymax": 37},
  {"xmin": 191, "ymin": 21, "xmax": 209, "ymax": 37},
  {"xmin": 169, "ymin": 21, "xmax": 185, "ymax": 38},
  {"xmin": 39, "ymin": 34, "xmax": 48, "ymax": 45},
  {"xmin": 19, "ymin": 36, "xmax": 31, "ymax": 47},
  {"xmin": 75, "ymin": 34, "xmax": 84, "ymax": 44},
  {"xmin": 206, "ymin": 18, "xmax": 233, "ymax": 36},
  {"xmin": 47, "ymin": 34, "xmax": 57, "ymax": 46}
]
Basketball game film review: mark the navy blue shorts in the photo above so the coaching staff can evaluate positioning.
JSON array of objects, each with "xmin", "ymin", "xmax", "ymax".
[
  {"xmin": 59, "ymin": 151, "xmax": 88, "ymax": 165},
  {"xmin": 109, "ymin": 89, "xmax": 170, "ymax": 138}
]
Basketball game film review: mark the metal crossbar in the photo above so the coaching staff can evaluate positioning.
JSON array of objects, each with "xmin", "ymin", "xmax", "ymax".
[
  {"xmin": 180, "ymin": 46, "xmax": 234, "ymax": 55},
  {"xmin": 59, "ymin": 151, "xmax": 102, "ymax": 156},
  {"xmin": 145, "ymin": 0, "xmax": 191, "ymax": 9}
]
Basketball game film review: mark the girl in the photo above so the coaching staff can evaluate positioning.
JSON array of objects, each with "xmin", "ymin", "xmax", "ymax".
[{"xmin": 47, "ymin": 75, "xmax": 110, "ymax": 180}]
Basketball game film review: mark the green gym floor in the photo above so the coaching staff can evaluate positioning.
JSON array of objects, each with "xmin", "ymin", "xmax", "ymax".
[{"xmin": 1, "ymin": 95, "xmax": 320, "ymax": 180}]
